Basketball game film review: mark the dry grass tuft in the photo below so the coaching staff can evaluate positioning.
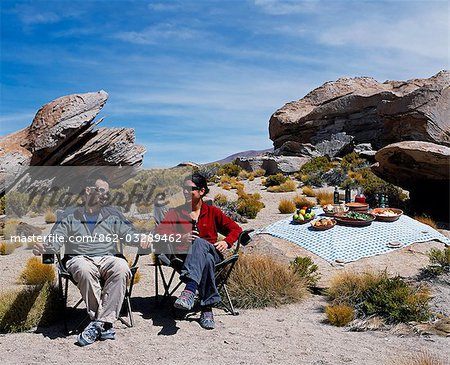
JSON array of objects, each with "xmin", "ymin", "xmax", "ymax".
[
  {"xmin": 213, "ymin": 193, "xmax": 228, "ymax": 205},
  {"xmin": 392, "ymin": 350, "xmax": 445, "ymax": 365},
  {"xmin": 414, "ymin": 216, "xmax": 438, "ymax": 229},
  {"xmin": 0, "ymin": 241, "xmax": 18, "ymax": 255},
  {"xmin": 315, "ymin": 190, "xmax": 333, "ymax": 205},
  {"xmin": 278, "ymin": 199, "xmax": 296, "ymax": 214},
  {"xmin": 18, "ymin": 257, "xmax": 56, "ymax": 285},
  {"xmin": 302, "ymin": 186, "xmax": 316, "ymax": 197},
  {"xmin": 293, "ymin": 194, "xmax": 315, "ymax": 209},
  {"xmin": 0, "ymin": 282, "xmax": 59, "ymax": 333},
  {"xmin": 325, "ymin": 305, "xmax": 355, "ymax": 326},
  {"xmin": 44, "ymin": 210, "xmax": 56, "ymax": 224},
  {"xmin": 228, "ymin": 254, "xmax": 308, "ymax": 309}
]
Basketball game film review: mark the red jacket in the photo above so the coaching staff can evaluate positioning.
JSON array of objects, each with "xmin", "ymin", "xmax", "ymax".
[{"xmin": 155, "ymin": 201, "xmax": 242, "ymax": 248}]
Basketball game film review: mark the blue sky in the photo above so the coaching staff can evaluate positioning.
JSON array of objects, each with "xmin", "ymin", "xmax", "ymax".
[{"xmin": 1, "ymin": 0, "xmax": 448, "ymax": 167}]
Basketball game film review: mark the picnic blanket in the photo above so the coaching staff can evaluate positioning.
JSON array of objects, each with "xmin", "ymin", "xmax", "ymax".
[{"xmin": 259, "ymin": 208, "xmax": 450, "ymax": 263}]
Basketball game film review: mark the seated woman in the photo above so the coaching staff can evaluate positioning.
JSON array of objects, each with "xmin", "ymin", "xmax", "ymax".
[{"xmin": 155, "ymin": 172, "xmax": 242, "ymax": 329}]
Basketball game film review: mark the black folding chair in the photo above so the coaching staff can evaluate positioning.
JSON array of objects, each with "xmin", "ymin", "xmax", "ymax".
[
  {"xmin": 54, "ymin": 249, "xmax": 143, "ymax": 335},
  {"xmin": 154, "ymin": 229, "xmax": 253, "ymax": 316}
]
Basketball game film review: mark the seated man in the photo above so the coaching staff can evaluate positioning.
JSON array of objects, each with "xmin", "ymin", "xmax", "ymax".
[
  {"xmin": 155, "ymin": 172, "xmax": 242, "ymax": 329},
  {"xmin": 33, "ymin": 173, "xmax": 146, "ymax": 346}
]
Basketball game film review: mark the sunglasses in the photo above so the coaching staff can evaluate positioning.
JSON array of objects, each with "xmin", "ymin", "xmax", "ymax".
[
  {"xmin": 183, "ymin": 186, "xmax": 201, "ymax": 191},
  {"xmin": 88, "ymin": 186, "xmax": 108, "ymax": 194}
]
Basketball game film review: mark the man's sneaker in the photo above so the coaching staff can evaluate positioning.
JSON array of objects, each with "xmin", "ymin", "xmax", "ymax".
[
  {"xmin": 199, "ymin": 310, "xmax": 215, "ymax": 330},
  {"xmin": 99, "ymin": 327, "xmax": 116, "ymax": 341},
  {"xmin": 76, "ymin": 321, "xmax": 102, "ymax": 346},
  {"xmin": 174, "ymin": 290, "xmax": 195, "ymax": 310}
]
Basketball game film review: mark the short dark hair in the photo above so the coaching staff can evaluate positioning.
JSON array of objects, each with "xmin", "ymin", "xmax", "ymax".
[
  {"xmin": 85, "ymin": 172, "xmax": 109, "ymax": 189},
  {"xmin": 185, "ymin": 173, "xmax": 209, "ymax": 195}
]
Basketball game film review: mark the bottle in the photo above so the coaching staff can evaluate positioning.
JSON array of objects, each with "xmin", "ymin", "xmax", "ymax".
[
  {"xmin": 374, "ymin": 193, "xmax": 379, "ymax": 208},
  {"xmin": 333, "ymin": 186, "xmax": 340, "ymax": 204},
  {"xmin": 380, "ymin": 194, "xmax": 385, "ymax": 208},
  {"xmin": 345, "ymin": 187, "xmax": 351, "ymax": 203},
  {"xmin": 385, "ymin": 195, "xmax": 389, "ymax": 208},
  {"xmin": 355, "ymin": 188, "xmax": 366, "ymax": 203},
  {"xmin": 192, "ymin": 219, "xmax": 199, "ymax": 236}
]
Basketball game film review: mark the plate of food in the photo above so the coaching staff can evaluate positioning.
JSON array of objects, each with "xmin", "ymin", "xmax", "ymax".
[
  {"xmin": 334, "ymin": 211, "xmax": 376, "ymax": 226},
  {"xmin": 345, "ymin": 202, "xmax": 369, "ymax": 212},
  {"xmin": 371, "ymin": 208, "xmax": 403, "ymax": 222},
  {"xmin": 311, "ymin": 218, "xmax": 336, "ymax": 230},
  {"xmin": 322, "ymin": 203, "xmax": 349, "ymax": 216}
]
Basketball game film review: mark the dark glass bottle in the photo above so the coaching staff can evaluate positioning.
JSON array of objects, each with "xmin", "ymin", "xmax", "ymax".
[
  {"xmin": 344, "ymin": 187, "xmax": 351, "ymax": 203},
  {"xmin": 374, "ymin": 193, "xmax": 379, "ymax": 208},
  {"xmin": 333, "ymin": 186, "xmax": 340, "ymax": 204},
  {"xmin": 380, "ymin": 194, "xmax": 385, "ymax": 208},
  {"xmin": 192, "ymin": 219, "xmax": 199, "ymax": 236}
]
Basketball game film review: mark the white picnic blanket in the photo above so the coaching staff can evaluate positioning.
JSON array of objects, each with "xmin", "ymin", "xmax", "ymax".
[{"xmin": 259, "ymin": 208, "xmax": 450, "ymax": 263}]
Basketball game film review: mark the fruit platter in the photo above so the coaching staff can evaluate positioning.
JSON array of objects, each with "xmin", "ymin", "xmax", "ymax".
[
  {"xmin": 333, "ymin": 211, "xmax": 376, "ymax": 227},
  {"xmin": 310, "ymin": 217, "xmax": 336, "ymax": 231},
  {"xmin": 292, "ymin": 206, "xmax": 315, "ymax": 224},
  {"xmin": 370, "ymin": 208, "xmax": 403, "ymax": 222},
  {"xmin": 322, "ymin": 203, "xmax": 349, "ymax": 216}
]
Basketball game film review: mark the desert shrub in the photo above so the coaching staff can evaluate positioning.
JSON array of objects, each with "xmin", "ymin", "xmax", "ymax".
[
  {"xmin": 340, "ymin": 152, "xmax": 369, "ymax": 171},
  {"xmin": 325, "ymin": 305, "xmax": 355, "ymax": 327},
  {"xmin": 213, "ymin": 193, "xmax": 228, "ymax": 205},
  {"xmin": 131, "ymin": 219, "xmax": 156, "ymax": 233},
  {"xmin": 218, "ymin": 162, "xmax": 242, "ymax": 177},
  {"xmin": 315, "ymin": 190, "xmax": 333, "ymax": 205},
  {"xmin": 301, "ymin": 172, "xmax": 325, "ymax": 187},
  {"xmin": 44, "ymin": 210, "xmax": 56, "ymax": 224},
  {"xmin": 392, "ymin": 350, "xmax": 445, "ymax": 365},
  {"xmin": 227, "ymin": 254, "xmax": 307, "ymax": 309},
  {"xmin": 414, "ymin": 216, "xmax": 438, "ymax": 229},
  {"xmin": 248, "ymin": 174, "xmax": 255, "ymax": 181},
  {"xmin": 19, "ymin": 257, "xmax": 55, "ymax": 285},
  {"xmin": 278, "ymin": 199, "xmax": 296, "ymax": 214},
  {"xmin": 196, "ymin": 163, "xmax": 220, "ymax": 181},
  {"xmin": 3, "ymin": 220, "xmax": 19, "ymax": 240},
  {"xmin": 267, "ymin": 179, "xmax": 297, "ymax": 192},
  {"xmin": 0, "ymin": 282, "xmax": 59, "ymax": 333},
  {"xmin": 238, "ymin": 170, "xmax": 251, "ymax": 180},
  {"xmin": 293, "ymin": 194, "xmax": 315, "ymax": 209},
  {"xmin": 236, "ymin": 192, "xmax": 264, "ymax": 219},
  {"xmin": 0, "ymin": 241, "xmax": 16, "ymax": 255},
  {"xmin": 0, "ymin": 195, "xmax": 5, "ymax": 215},
  {"xmin": 327, "ymin": 271, "xmax": 431, "ymax": 324},
  {"xmin": 302, "ymin": 186, "xmax": 315, "ymax": 197},
  {"xmin": 253, "ymin": 168, "xmax": 266, "ymax": 177},
  {"xmin": 361, "ymin": 276, "xmax": 430, "ymax": 323},
  {"xmin": 4, "ymin": 191, "xmax": 29, "ymax": 218},
  {"xmin": 300, "ymin": 156, "xmax": 332, "ymax": 175},
  {"xmin": 422, "ymin": 247, "xmax": 450, "ymax": 277},
  {"xmin": 321, "ymin": 167, "xmax": 347, "ymax": 187},
  {"xmin": 264, "ymin": 173, "xmax": 287, "ymax": 187},
  {"xmin": 289, "ymin": 256, "xmax": 321, "ymax": 288}
]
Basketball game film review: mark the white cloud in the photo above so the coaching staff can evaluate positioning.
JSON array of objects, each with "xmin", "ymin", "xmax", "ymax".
[
  {"xmin": 19, "ymin": 11, "xmax": 60, "ymax": 25},
  {"xmin": 114, "ymin": 23, "xmax": 202, "ymax": 45},
  {"xmin": 254, "ymin": 0, "xmax": 320, "ymax": 15},
  {"xmin": 147, "ymin": 2, "xmax": 182, "ymax": 12}
]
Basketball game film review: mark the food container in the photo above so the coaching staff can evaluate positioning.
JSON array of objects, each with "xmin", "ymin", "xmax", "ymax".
[
  {"xmin": 345, "ymin": 202, "xmax": 369, "ymax": 212},
  {"xmin": 371, "ymin": 208, "xmax": 403, "ymax": 222}
]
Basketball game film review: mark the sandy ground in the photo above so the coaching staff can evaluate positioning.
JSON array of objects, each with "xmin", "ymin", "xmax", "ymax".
[{"xmin": 1, "ymin": 178, "xmax": 449, "ymax": 365}]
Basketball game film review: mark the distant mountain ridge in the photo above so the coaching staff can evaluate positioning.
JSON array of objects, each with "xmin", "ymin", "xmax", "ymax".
[{"xmin": 208, "ymin": 148, "xmax": 273, "ymax": 165}]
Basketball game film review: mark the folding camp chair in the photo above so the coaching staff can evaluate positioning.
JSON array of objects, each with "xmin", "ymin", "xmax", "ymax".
[
  {"xmin": 53, "ymin": 248, "xmax": 143, "ymax": 335},
  {"xmin": 154, "ymin": 229, "xmax": 253, "ymax": 316}
]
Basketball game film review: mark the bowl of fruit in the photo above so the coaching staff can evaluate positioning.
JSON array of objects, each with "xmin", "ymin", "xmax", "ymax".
[
  {"xmin": 292, "ymin": 207, "xmax": 315, "ymax": 224},
  {"xmin": 311, "ymin": 218, "xmax": 336, "ymax": 230},
  {"xmin": 371, "ymin": 208, "xmax": 403, "ymax": 222}
]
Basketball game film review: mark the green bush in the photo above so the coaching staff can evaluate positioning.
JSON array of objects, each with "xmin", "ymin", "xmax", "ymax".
[
  {"xmin": 219, "ymin": 162, "xmax": 242, "ymax": 177},
  {"xmin": 289, "ymin": 256, "xmax": 321, "ymax": 288},
  {"xmin": 5, "ymin": 191, "xmax": 29, "ymax": 218},
  {"xmin": 361, "ymin": 276, "xmax": 430, "ymax": 323},
  {"xmin": 340, "ymin": 152, "xmax": 369, "ymax": 171},
  {"xmin": 422, "ymin": 247, "xmax": 450, "ymax": 276},
  {"xmin": 264, "ymin": 173, "xmax": 287, "ymax": 187},
  {"xmin": 236, "ymin": 192, "xmax": 264, "ymax": 219},
  {"xmin": 300, "ymin": 156, "xmax": 332, "ymax": 175}
]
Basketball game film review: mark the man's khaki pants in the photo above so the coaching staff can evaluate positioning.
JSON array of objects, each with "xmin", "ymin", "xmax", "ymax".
[{"xmin": 66, "ymin": 256, "xmax": 131, "ymax": 324}]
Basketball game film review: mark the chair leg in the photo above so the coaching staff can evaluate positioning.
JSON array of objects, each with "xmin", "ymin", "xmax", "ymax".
[{"xmin": 221, "ymin": 284, "xmax": 239, "ymax": 316}]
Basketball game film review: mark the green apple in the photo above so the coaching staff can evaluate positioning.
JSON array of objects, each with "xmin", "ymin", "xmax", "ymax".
[
  {"xmin": 293, "ymin": 214, "xmax": 299, "ymax": 220},
  {"xmin": 304, "ymin": 213, "xmax": 311, "ymax": 219}
]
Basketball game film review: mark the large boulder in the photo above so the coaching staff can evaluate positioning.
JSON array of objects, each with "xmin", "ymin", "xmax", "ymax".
[
  {"xmin": 235, "ymin": 155, "xmax": 310, "ymax": 174},
  {"xmin": 269, "ymin": 70, "xmax": 450, "ymax": 150},
  {"xmin": 372, "ymin": 141, "xmax": 450, "ymax": 221},
  {"xmin": 0, "ymin": 91, "xmax": 146, "ymax": 192}
]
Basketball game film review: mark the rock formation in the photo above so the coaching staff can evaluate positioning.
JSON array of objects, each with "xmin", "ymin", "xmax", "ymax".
[
  {"xmin": 269, "ymin": 70, "xmax": 449, "ymax": 151},
  {"xmin": 0, "ymin": 91, "xmax": 146, "ymax": 192},
  {"xmin": 373, "ymin": 141, "xmax": 450, "ymax": 220}
]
